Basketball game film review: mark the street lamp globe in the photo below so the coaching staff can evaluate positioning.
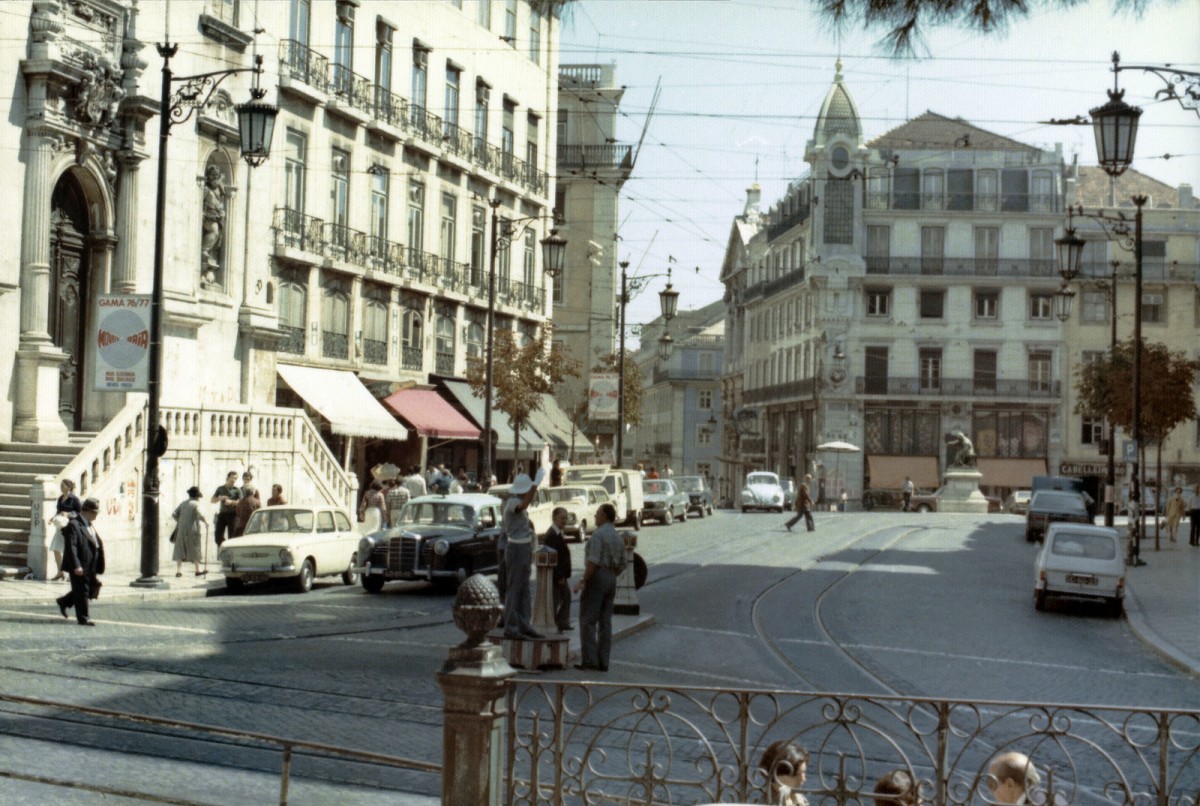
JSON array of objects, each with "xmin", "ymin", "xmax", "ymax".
[
  {"xmin": 1055, "ymin": 225, "xmax": 1085, "ymax": 282},
  {"xmin": 1090, "ymin": 65, "xmax": 1141, "ymax": 177},
  {"xmin": 540, "ymin": 229, "xmax": 567, "ymax": 278},
  {"xmin": 657, "ymin": 332, "xmax": 674, "ymax": 362},
  {"xmin": 235, "ymin": 88, "xmax": 278, "ymax": 167},
  {"xmin": 659, "ymin": 276, "xmax": 679, "ymax": 321},
  {"xmin": 1054, "ymin": 282, "xmax": 1076, "ymax": 322}
]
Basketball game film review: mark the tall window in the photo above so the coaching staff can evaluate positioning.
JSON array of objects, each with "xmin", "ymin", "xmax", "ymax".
[
  {"xmin": 866, "ymin": 225, "xmax": 889, "ymax": 273},
  {"xmin": 465, "ymin": 315, "xmax": 484, "ymax": 358},
  {"xmin": 1081, "ymin": 290, "xmax": 1109, "ymax": 323},
  {"xmin": 283, "ymin": 129, "xmax": 307, "ymax": 212},
  {"xmin": 948, "ymin": 169, "xmax": 973, "ymax": 211},
  {"xmin": 440, "ymin": 192, "xmax": 457, "ymax": 264},
  {"xmin": 436, "ymin": 311, "xmax": 456, "ymax": 374},
  {"xmin": 289, "ymin": 0, "xmax": 310, "ymax": 46},
  {"xmin": 557, "ymin": 108, "xmax": 568, "ymax": 145},
  {"xmin": 1081, "ymin": 417, "xmax": 1104, "ymax": 446},
  {"xmin": 1029, "ymin": 227, "xmax": 1054, "ymax": 276},
  {"xmin": 977, "ymin": 170, "xmax": 998, "ymax": 211},
  {"xmin": 919, "ymin": 348, "xmax": 942, "ymax": 392},
  {"xmin": 474, "ymin": 81, "xmax": 490, "ymax": 155},
  {"xmin": 501, "ymin": 100, "xmax": 515, "ymax": 170},
  {"xmin": 407, "ymin": 182, "xmax": 425, "ymax": 256},
  {"xmin": 411, "ymin": 45, "xmax": 429, "ymax": 116},
  {"xmin": 1029, "ymin": 292, "xmax": 1054, "ymax": 320},
  {"xmin": 864, "ymin": 346, "xmax": 888, "ymax": 394},
  {"xmin": 974, "ymin": 350, "xmax": 997, "ymax": 393},
  {"xmin": 477, "ymin": 0, "xmax": 491, "ymax": 29},
  {"xmin": 920, "ymin": 227, "xmax": 945, "ymax": 275},
  {"xmin": 1141, "ymin": 290, "xmax": 1166, "ymax": 324},
  {"xmin": 523, "ymin": 231, "xmax": 535, "ymax": 289},
  {"xmin": 1142, "ymin": 240, "xmax": 1166, "ymax": 276},
  {"xmin": 974, "ymin": 227, "xmax": 999, "ymax": 274},
  {"xmin": 210, "ymin": 0, "xmax": 239, "ymax": 26},
  {"xmin": 402, "ymin": 306, "xmax": 423, "ymax": 367},
  {"xmin": 974, "ymin": 290, "xmax": 999, "ymax": 319},
  {"xmin": 375, "ymin": 21, "xmax": 393, "ymax": 93},
  {"xmin": 1031, "ymin": 171, "xmax": 1055, "ymax": 212},
  {"xmin": 321, "ymin": 277, "xmax": 350, "ymax": 359},
  {"xmin": 1001, "ymin": 169, "xmax": 1029, "ymax": 212},
  {"xmin": 698, "ymin": 389, "xmax": 713, "ymax": 409},
  {"xmin": 893, "ymin": 168, "xmax": 919, "ymax": 210},
  {"xmin": 865, "ymin": 288, "xmax": 890, "ymax": 317},
  {"xmin": 922, "ymin": 169, "xmax": 944, "ymax": 210},
  {"xmin": 528, "ymin": 7, "xmax": 541, "ymax": 63},
  {"xmin": 332, "ymin": 2, "xmax": 354, "ymax": 93},
  {"xmin": 526, "ymin": 114, "xmax": 539, "ymax": 172},
  {"xmin": 1029, "ymin": 351, "xmax": 1052, "ymax": 393},
  {"xmin": 470, "ymin": 205, "xmax": 486, "ymax": 286},
  {"xmin": 444, "ymin": 64, "xmax": 461, "ymax": 131},
  {"xmin": 369, "ymin": 169, "xmax": 388, "ymax": 246},
  {"xmin": 553, "ymin": 183, "xmax": 567, "ymax": 223},
  {"xmin": 278, "ymin": 275, "xmax": 306, "ymax": 355},
  {"xmin": 503, "ymin": 0, "xmax": 517, "ymax": 46},
  {"xmin": 362, "ymin": 287, "xmax": 388, "ymax": 366},
  {"xmin": 330, "ymin": 148, "xmax": 350, "ymax": 232}
]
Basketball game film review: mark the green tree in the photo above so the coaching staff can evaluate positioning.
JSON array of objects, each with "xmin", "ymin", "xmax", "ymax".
[
  {"xmin": 465, "ymin": 330, "xmax": 580, "ymax": 466},
  {"xmin": 593, "ymin": 350, "xmax": 645, "ymax": 428}
]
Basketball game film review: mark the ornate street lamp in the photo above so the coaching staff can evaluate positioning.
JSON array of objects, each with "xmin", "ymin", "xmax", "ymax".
[
  {"xmin": 1053, "ymin": 281, "xmax": 1075, "ymax": 322},
  {"xmin": 134, "ymin": 48, "xmax": 277, "ymax": 589},
  {"xmin": 1055, "ymin": 225, "xmax": 1085, "ymax": 283},
  {"xmin": 656, "ymin": 332, "xmax": 674, "ymax": 362},
  {"xmin": 1090, "ymin": 60, "xmax": 1142, "ymax": 177}
]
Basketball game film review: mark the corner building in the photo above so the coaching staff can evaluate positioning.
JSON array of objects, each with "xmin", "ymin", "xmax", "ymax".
[{"xmin": 1, "ymin": 0, "xmax": 565, "ymax": 576}]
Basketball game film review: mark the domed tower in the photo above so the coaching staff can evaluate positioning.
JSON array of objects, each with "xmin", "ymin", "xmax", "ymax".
[{"xmin": 806, "ymin": 59, "xmax": 867, "ymax": 258}]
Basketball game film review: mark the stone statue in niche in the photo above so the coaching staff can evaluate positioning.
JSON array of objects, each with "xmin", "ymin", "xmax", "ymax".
[
  {"xmin": 201, "ymin": 165, "xmax": 226, "ymax": 282},
  {"xmin": 945, "ymin": 429, "xmax": 978, "ymax": 469}
]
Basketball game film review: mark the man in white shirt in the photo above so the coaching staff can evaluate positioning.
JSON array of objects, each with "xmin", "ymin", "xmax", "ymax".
[
  {"xmin": 1188, "ymin": 483, "xmax": 1200, "ymax": 547},
  {"xmin": 402, "ymin": 465, "xmax": 427, "ymax": 500}
]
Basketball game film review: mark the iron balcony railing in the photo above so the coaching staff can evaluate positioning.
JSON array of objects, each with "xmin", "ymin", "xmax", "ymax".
[
  {"xmin": 367, "ymin": 234, "xmax": 406, "ymax": 275},
  {"xmin": 362, "ymin": 338, "xmax": 387, "ymax": 366},
  {"xmin": 865, "ymin": 257, "xmax": 1059, "ymax": 278},
  {"xmin": 435, "ymin": 351, "xmax": 455, "ymax": 376},
  {"xmin": 856, "ymin": 376, "xmax": 1061, "ymax": 397},
  {"xmin": 766, "ymin": 204, "xmax": 811, "ymax": 240},
  {"xmin": 401, "ymin": 345, "xmax": 423, "ymax": 371},
  {"xmin": 509, "ymin": 280, "xmax": 545, "ymax": 311},
  {"xmin": 277, "ymin": 325, "xmax": 305, "ymax": 355},
  {"xmin": 329, "ymin": 63, "xmax": 373, "ymax": 114},
  {"xmin": 442, "ymin": 119, "xmax": 475, "ymax": 160},
  {"xmin": 652, "ymin": 365, "xmax": 722, "ymax": 383},
  {"xmin": 743, "ymin": 378, "xmax": 817, "ymax": 404},
  {"xmin": 325, "ymin": 222, "xmax": 369, "ymax": 266},
  {"xmin": 273, "ymin": 208, "xmax": 327, "ymax": 254},
  {"xmin": 408, "ymin": 103, "xmax": 446, "ymax": 147},
  {"xmin": 322, "ymin": 330, "xmax": 349, "ymax": 360},
  {"xmin": 556, "ymin": 143, "xmax": 633, "ymax": 169},
  {"xmin": 372, "ymin": 85, "xmax": 408, "ymax": 129},
  {"xmin": 278, "ymin": 39, "xmax": 330, "ymax": 92},
  {"xmin": 746, "ymin": 266, "xmax": 807, "ymax": 300},
  {"xmin": 507, "ymin": 682, "xmax": 1199, "ymax": 806},
  {"xmin": 865, "ymin": 191, "xmax": 1063, "ymax": 213}
]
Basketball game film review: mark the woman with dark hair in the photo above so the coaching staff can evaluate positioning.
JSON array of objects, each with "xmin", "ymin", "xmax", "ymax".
[
  {"xmin": 759, "ymin": 740, "xmax": 809, "ymax": 805},
  {"xmin": 359, "ymin": 480, "xmax": 387, "ymax": 532},
  {"xmin": 48, "ymin": 479, "xmax": 82, "ymax": 581},
  {"xmin": 873, "ymin": 769, "xmax": 919, "ymax": 805},
  {"xmin": 172, "ymin": 486, "xmax": 209, "ymax": 577}
]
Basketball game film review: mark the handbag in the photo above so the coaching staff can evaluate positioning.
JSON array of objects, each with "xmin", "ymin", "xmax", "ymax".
[
  {"xmin": 169, "ymin": 525, "xmax": 178, "ymax": 543},
  {"xmin": 89, "ymin": 577, "xmax": 102, "ymax": 600}
]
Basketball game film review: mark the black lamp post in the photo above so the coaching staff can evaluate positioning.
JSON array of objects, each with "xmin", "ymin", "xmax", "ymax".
[
  {"xmin": 133, "ymin": 48, "xmax": 278, "ymax": 589},
  {"xmin": 614, "ymin": 263, "xmax": 679, "ymax": 468},
  {"xmin": 479, "ymin": 202, "xmax": 566, "ymax": 484}
]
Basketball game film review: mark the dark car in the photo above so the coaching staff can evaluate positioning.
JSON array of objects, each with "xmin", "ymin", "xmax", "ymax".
[
  {"xmin": 355, "ymin": 493, "xmax": 503, "ymax": 591},
  {"xmin": 642, "ymin": 479, "xmax": 690, "ymax": 525},
  {"xmin": 863, "ymin": 488, "xmax": 910, "ymax": 511},
  {"xmin": 1025, "ymin": 490, "xmax": 1091, "ymax": 543},
  {"xmin": 674, "ymin": 475, "xmax": 715, "ymax": 517}
]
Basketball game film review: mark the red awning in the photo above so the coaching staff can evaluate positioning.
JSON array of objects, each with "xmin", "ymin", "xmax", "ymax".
[{"xmin": 382, "ymin": 389, "xmax": 481, "ymax": 439}]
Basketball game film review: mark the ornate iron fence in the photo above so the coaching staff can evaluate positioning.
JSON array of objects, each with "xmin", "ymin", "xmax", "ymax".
[
  {"xmin": 278, "ymin": 39, "xmax": 329, "ymax": 92},
  {"xmin": 273, "ymin": 208, "xmax": 326, "ymax": 255},
  {"xmin": 507, "ymin": 683, "xmax": 1199, "ymax": 805}
]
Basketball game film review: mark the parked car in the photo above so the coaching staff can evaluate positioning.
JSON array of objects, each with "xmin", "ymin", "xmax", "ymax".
[
  {"xmin": 219, "ymin": 505, "xmax": 360, "ymax": 593},
  {"xmin": 1005, "ymin": 489, "xmax": 1033, "ymax": 515},
  {"xmin": 487, "ymin": 483, "xmax": 555, "ymax": 535},
  {"xmin": 562, "ymin": 465, "xmax": 645, "ymax": 529},
  {"xmin": 545, "ymin": 484, "xmax": 610, "ymax": 539},
  {"xmin": 1034, "ymin": 523, "xmax": 1125, "ymax": 617},
  {"xmin": 674, "ymin": 475, "xmax": 715, "ymax": 517},
  {"xmin": 740, "ymin": 472, "xmax": 785, "ymax": 513},
  {"xmin": 642, "ymin": 479, "xmax": 690, "ymax": 525},
  {"xmin": 862, "ymin": 488, "xmax": 910, "ymax": 511},
  {"xmin": 910, "ymin": 489, "xmax": 1002, "ymax": 514},
  {"xmin": 781, "ymin": 477, "xmax": 797, "ymax": 510},
  {"xmin": 1025, "ymin": 490, "xmax": 1091, "ymax": 543},
  {"xmin": 356, "ymin": 494, "xmax": 503, "ymax": 591}
]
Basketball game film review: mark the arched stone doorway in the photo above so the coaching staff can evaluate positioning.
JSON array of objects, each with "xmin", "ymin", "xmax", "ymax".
[{"xmin": 49, "ymin": 171, "xmax": 91, "ymax": 431}]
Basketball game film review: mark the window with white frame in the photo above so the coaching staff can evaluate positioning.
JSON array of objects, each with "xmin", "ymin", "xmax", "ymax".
[
  {"xmin": 477, "ymin": 0, "xmax": 491, "ymax": 29},
  {"xmin": 866, "ymin": 225, "xmax": 890, "ymax": 272},
  {"xmin": 866, "ymin": 287, "xmax": 890, "ymax": 316},
  {"xmin": 411, "ymin": 44, "xmax": 429, "ymax": 115},
  {"xmin": 465, "ymin": 316, "xmax": 484, "ymax": 358},
  {"xmin": 698, "ymin": 389, "xmax": 713, "ymax": 410},
  {"xmin": 474, "ymin": 80, "xmax": 489, "ymax": 152},
  {"xmin": 922, "ymin": 169, "xmax": 944, "ymax": 210},
  {"xmin": 1081, "ymin": 417, "xmax": 1104, "ymax": 445},
  {"xmin": 1141, "ymin": 289, "xmax": 1166, "ymax": 324},
  {"xmin": 523, "ymin": 231, "xmax": 535, "ymax": 288},
  {"xmin": 407, "ymin": 182, "xmax": 425, "ymax": 255},
  {"xmin": 528, "ymin": 7, "xmax": 541, "ymax": 63},
  {"xmin": 375, "ymin": 20, "xmax": 393, "ymax": 93},
  {"xmin": 362, "ymin": 287, "xmax": 388, "ymax": 365},
  {"xmin": 321, "ymin": 277, "xmax": 351, "ymax": 359},
  {"xmin": 1029, "ymin": 292, "xmax": 1054, "ymax": 320},
  {"xmin": 700, "ymin": 351, "xmax": 714, "ymax": 373},
  {"xmin": 697, "ymin": 424, "xmax": 713, "ymax": 446},
  {"xmin": 283, "ymin": 129, "xmax": 306, "ymax": 213},
  {"xmin": 444, "ymin": 64, "xmax": 460, "ymax": 130},
  {"xmin": 369, "ymin": 169, "xmax": 388, "ymax": 245},
  {"xmin": 332, "ymin": 2, "xmax": 354, "ymax": 91},
  {"xmin": 1030, "ymin": 227, "xmax": 1054, "ymax": 274},
  {"xmin": 919, "ymin": 348, "xmax": 942, "ymax": 391},
  {"xmin": 330, "ymin": 148, "xmax": 350, "ymax": 230},
  {"xmin": 289, "ymin": 0, "xmax": 310, "ymax": 47},
  {"xmin": 402, "ymin": 307, "xmax": 423, "ymax": 350},
  {"xmin": 440, "ymin": 192, "xmax": 457, "ymax": 264},
  {"xmin": 974, "ymin": 289, "xmax": 999, "ymax": 319},
  {"xmin": 436, "ymin": 313, "xmax": 455, "ymax": 356},
  {"xmin": 975, "ymin": 226, "xmax": 999, "ymax": 273},
  {"xmin": 503, "ymin": 0, "xmax": 517, "ymax": 46},
  {"xmin": 1028, "ymin": 351, "xmax": 1052, "ymax": 392},
  {"xmin": 470, "ymin": 205, "xmax": 486, "ymax": 286}
]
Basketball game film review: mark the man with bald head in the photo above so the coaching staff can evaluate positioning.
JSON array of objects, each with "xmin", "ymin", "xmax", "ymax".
[{"xmin": 987, "ymin": 751, "xmax": 1040, "ymax": 804}]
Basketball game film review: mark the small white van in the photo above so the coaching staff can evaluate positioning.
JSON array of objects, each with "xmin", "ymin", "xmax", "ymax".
[
  {"xmin": 1034, "ymin": 523, "xmax": 1125, "ymax": 617},
  {"xmin": 563, "ymin": 464, "xmax": 645, "ymax": 529}
]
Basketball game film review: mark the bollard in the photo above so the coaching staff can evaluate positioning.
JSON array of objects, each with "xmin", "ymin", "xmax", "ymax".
[
  {"xmin": 613, "ymin": 530, "xmax": 639, "ymax": 615},
  {"xmin": 532, "ymin": 544, "xmax": 557, "ymax": 633},
  {"xmin": 437, "ymin": 574, "xmax": 515, "ymax": 806}
]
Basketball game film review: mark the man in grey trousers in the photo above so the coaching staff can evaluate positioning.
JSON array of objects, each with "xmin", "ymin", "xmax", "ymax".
[
  {"xmin": 501, "ymin": 469, "xmax": 546, "ymax": 639},
  {"xmin": 573, "ymin": 502, "xmax": 626, "ymax": 672}
]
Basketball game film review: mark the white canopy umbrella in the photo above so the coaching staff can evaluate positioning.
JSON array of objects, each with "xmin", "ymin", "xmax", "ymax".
[{"xmin": 816, "ymin": 441, "xmax": 861, "ymax": 498}]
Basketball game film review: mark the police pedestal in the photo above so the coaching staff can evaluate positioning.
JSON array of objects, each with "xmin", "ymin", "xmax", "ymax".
[
  {"xmin": 613, "ymin": 530, "xmax": 639, "ymax": 615},
  {"xmin": 492, "ymin": 545, "xmax": 568, "ymax": 670}
]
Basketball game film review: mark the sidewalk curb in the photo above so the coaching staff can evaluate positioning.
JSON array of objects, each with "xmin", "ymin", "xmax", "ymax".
[
  {"xmin": 1122, "ymin": 580, "xmax": 1200, "ymax": 679},
  {"xmin": 0, "ymin": 575, "xmax": 224, "ymax": 606}
]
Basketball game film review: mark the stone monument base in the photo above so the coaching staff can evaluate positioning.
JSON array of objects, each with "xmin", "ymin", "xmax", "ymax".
[
  {"xmin": 937, "ymin": 469, "xmax": 989, "ymax": 513},
  {"xmin": 491, "ymin": 630, "xmax": 569, "ymax": 670}
]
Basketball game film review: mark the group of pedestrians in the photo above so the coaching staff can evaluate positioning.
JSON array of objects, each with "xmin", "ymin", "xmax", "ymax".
[
  {"xmin": 172, "ymin": 470, "xmax": 281, "ymax": 578},
  {"xmin": 1164, "ymin": 484, "xmax": 1200, "ymax": 546}
]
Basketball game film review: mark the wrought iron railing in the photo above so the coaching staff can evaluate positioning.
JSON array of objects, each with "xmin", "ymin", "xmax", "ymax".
[
  {"xmin": 367, "ymin": 234, "xmax": 406, "ymax": 275},
  {"xmin": 856, "ymin": 376, "xmax": 1061, "ymax": 397},
  {"xmin": 328, "ymin": 63, "xmax": 373, "ymax": 114},
  {"xmin": 402, "ymin": 345, "xmax": 423, "ymax": 371},
  {"xmin": 865, "ymin": 191, "xmax": 1062, "ymax": 214},
  {"xmin": 865, "ymin": 257, "xmax": 1059, "ymax": 278},
  {"xmin": 273, "ymin": 208, "xmax": 327, "ymax": 254},
  {"xmin": 508, "ymin": 280, "xmax": 545, "ymax": 311},
  {"xmin": 325, "ymin": 222, "xmax": 369, "ymax": 266},
  {"xmin": 277, "ymin": 324, "xmax": 305, "ymax": 355},
  {"xmin": 372, "ymin": 85, "xmax": 408, "ymax": 129},
  {"xmin": 278, "ymin": 39, "xmax": 329, "ymax": 92},
  {"xmin": 442, "ymin": 120, "xmax": 475, "ymax": 160},
  {"xmin": 743, "ymin": 378, "xmax": 817, "ymax": 404},
  {"xmin": 556, "ymin": 143, "xmax": 632, "ymax": 169},
  {"xmin": 362, "ymin": 338, "xmax": 387, "ymax": 366},
  {"xmin": 507, "ymin": 682, "xmax": 1200, "ymax": 806},
  {"xmin": 435, "ymin": 351, "xmax": 455, "ymax": 376},
  {"xmin": 408, "ymin": 104, "xmax": 445, "ymax": 146},
  {"xmin": 767, "ymin": 205, "xmax": 811, "ymax": 240},
  {"xmin": 322, "ymin": 330, "xmax": 349, "ymax": 360}
]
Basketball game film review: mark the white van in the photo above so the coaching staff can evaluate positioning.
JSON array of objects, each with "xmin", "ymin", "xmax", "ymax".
[{"xmin": 563, "ymin": 465, "xmax": 645, "ymax": 529}]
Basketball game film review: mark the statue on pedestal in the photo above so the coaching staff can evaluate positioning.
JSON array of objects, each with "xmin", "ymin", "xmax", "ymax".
[{"xmin": 945, "ymin": 430, "xmax": 977, "ymax": 469}]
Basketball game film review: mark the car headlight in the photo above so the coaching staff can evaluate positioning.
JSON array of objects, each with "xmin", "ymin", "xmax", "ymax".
[
  {"xmin": 218, "ymin": 549, "xmax": 231, "ymax": 564},
  {"xmin": 279, "ymin": 548, "xmax": 294, "ymax": 565},
  {"xmin": 358, "ymin": 536, "xmax": 375, "ymax": 558},
  {"xmin": 433, "ymin": 539, "xmax": 450, "ymax": 556},
  {"xmin": 773, "ymin": 494, "xmax": 782, "ymax": 503}
]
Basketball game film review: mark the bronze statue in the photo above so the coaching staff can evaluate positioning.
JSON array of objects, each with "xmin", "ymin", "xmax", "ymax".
[{"xmin": 945, "ymin": 430, "xmax": 977, "ymax": 469}]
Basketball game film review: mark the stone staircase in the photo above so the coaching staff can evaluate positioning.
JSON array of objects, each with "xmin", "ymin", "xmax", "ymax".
[{"xmin": 0, "ymin": 434, "xmax": 93, "ymax": 577}]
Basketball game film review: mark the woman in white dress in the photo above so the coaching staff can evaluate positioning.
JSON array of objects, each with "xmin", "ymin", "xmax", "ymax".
[
  {"xmin": 48, "ymin": 480, "xmax": 82, "ymax": 581},
  {"xmin": 359, "ymin": 480, "xmax": 387, "ymax": 533},
  {"xmin": 172, "ymin": 486, "xmax": 209, "ymax": 577}
]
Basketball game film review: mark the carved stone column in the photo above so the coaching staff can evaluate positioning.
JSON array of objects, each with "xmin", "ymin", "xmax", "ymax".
[{"xmin": 112, "ymin": 151, "xmax": 143, "ymax": 293}]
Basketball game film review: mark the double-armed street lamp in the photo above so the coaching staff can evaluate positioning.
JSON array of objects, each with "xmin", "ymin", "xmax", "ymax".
[
  {"xmin": 614, "ymin": 261, "xmax": 679, "ymax": 469},
  {"xmin": 478, "ymin": 201, "xmax": 566, "ymax": 483},
  {"xmin": 1049, "ymin": 50, "xmax": 1199, "ymax": 565},
  {"xmin": 134, "ymin": 45, "xmax": 279, "ymax": 588}
]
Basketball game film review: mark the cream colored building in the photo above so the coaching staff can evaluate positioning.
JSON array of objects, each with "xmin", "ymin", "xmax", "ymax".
[{"xmin": 2, "ymin": 0, "xmax": 565, "ymax": 576}]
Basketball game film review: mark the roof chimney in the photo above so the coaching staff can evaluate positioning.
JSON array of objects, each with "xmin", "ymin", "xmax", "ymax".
[
  {"xmin": 1178, "ymin": 183, "xmax": 1194, "ymax": 210},
  {"xmin": 744, "ymin": 183, "xmax": 761, "ymax": 217}
]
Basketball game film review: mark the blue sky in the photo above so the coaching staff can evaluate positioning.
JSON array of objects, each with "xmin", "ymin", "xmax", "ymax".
[{"xmin": 559, "ymin": 0, "xmax": 1200, "ymax": 327}]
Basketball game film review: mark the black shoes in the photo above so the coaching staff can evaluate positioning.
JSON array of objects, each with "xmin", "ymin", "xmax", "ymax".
[
  {"xmin": 78, "ymin": 620, "xmax": 96, "ymax": 627},
  {"xmin": 574, "ymin": 663, "xmax": 607, "ymax": 672},
  {"xmin": 784, "ymin": 523, "xmax": 792, "ymax": 532},
  {"xmin": 522, "ymin": 628, "xmax": 544, "ymax": 639},
  {"xmin": 57, "ymin": 601, "xmax": 69, "ymax": 619}
]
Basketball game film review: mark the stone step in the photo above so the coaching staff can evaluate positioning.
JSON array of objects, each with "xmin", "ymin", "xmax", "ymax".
[
  {"xmin": 0, "ymin": 515, "xmax": 28, "ymax": 531},
  {"xmin": 0, "ymin": 483, "xmax": 29, "ymax": 496},
  {"xmin": 0, "ymin": 462, "xmax": 72, "ymax": 478},
  {"xmin": 0, "ymin": 442, "xmax": 80, "ymax": 456},
  {"xmin": 0, "ymin": 492, "xmax": 26, "ymax": 507}
]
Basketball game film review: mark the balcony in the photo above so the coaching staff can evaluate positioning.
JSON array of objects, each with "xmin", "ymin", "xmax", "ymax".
[
  {"xmin": 743, "ymin": 378, "xmax": 817, "ymax": 404},
  {"xmin": 441, "ymin": 120, "xmax": 475, "ymax": 161},
  {"xmin": 651, "ymin": 365, "xmax": 721, "ymax": 383},
  {"xmin": 865, "ymin": 256, "xmax": 1058, "ymax": 278},
  {"xmin": 557, "ymin": 144, "xmax": 632, "ymax": 170},
  {"xmin": 856, "ymin": 376, "xmax": 1061, "ymax": 398},
  {"xmin": 508, "ymin": 280, "xmax": 545, "ymax": 312},
  {"xmin": 766, "ymin": 205, "xmax": 810, "ymax": 240},
  {"xmin": 322, "ymin": 330, "xmax": 349, "ymax": 360},
  {"xmin": 273, "ymin": 208, "xmax": 327, "ymax": 256},
  {"xmin": 327, "ymin": 63, "xmax": 373, "ymax": 123},
  {"xmin": 278, "ymin": 40, "xmax": 329, "ymax": 102},
  {"xmin": 435, "ymin": 352, "xmax": 455, "ymax": 376},
  {"xmin": 362, "ymin": 338, "xmax": 387, "ymax": 366},
  {"xmin": 865, "ymin": 191, "xmax": 1062, "ymax": 214},
  {"xmin": 325, "ymin": 222, "xmax": 369, "ymax": 266},
  {"xmin": 401, "ymin": 346, "xmax": 423, "ymax": 371},
  {"xmin": 277, "ymin": 325, "xmax": 305, "ymax": 355},
  {"xmin": 559, "ymin": 64, "xmax": 613, "ymax": 86},
  {"xmin": 407, "ymin": 104, "xmax": 446, "ymax": 154}
]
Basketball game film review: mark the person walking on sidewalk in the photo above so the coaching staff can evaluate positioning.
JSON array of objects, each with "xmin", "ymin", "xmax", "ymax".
[
  {"xmin": 542, "ymin": 507, "xmax": 573, "ymax": 633},
  {"xmin": 1188, "ymin": 483, "xmax": 1200, "ymax": 547},
  {"xmin": 1164, "ymin": 487, "xmax": 1186, "ymax": 543},
  {"xmin": 55, "ymin": 497, "xmax": 105, "ymax": 627},
  {"xmin": 902, "ymin": 476, "xmax": 914, "ymax": 512},
  {"xmin": 574, "ymin": 502, "xmax": 625, "ymax": 672},
  {"xmin": 172, "ymin": 486, "xmax": 208, "ymax": 577},
  {"xmin": 47, "ymin": 479, "xmax": 82, "ymax": 581},
  {"xmin": 785, "ymin": 474, "xmax": 815, "ymax": 532},
  {"xmin": 210, "ymin": 471, "xmax": 241, "ymax": 547}
]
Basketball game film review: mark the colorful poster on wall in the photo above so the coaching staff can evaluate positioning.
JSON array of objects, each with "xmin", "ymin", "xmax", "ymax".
[
  {"xmin": 588, "ymin": 373, "xmax": 619, "ymax": 421},
  {"xmin": 93, "ymin": 295, "xmax": 151, "ymax": 391}
]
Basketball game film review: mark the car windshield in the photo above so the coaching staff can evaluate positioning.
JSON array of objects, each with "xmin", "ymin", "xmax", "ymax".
[
  {"xmin": 244, "ymin": 509, "xmax": 314, "ymax": 534},
  {"xmin": 675, "ymin": 477, "xmax": 703, "ymax": 492},
  {"xmin": 747, "ymin": 473, "xmax": 778, "ymax": 486},
  {"xmin": 1031, "ymin": 492, "xmax": 1087, "ymax": 513},
  {"xmin": 644, "ymin": 481, "xmax": 673, "ymax": 495},
  {"xmin": 1051, "ymin": 532, "xmax": 1117, "ymax": 560},
  {"xmin": 397, "ymin": 502, "xmax": 476, "ymax": 527},
  {"xmin": 548, "ymin": 488, "xmax": 585, "ymax": 502}
]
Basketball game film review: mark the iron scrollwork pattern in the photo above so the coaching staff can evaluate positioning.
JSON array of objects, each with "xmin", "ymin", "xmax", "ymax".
[{"xmin": 507, "ymin": 683, "xmax": 1200, "ymax": 805}]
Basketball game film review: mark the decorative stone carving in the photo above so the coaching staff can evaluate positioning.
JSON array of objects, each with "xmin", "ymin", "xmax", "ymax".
[
  {"xmin": 945, "ymin": 429, "xmax": 978, "ymax": 469},
  {"xmin": 451, "ymin": 573, "xmax": 503, "ymax": 649},
  {"xmin": 201, "ymin": 165, "xmax": 228, "ymax": 280},
  {"xmin": 70, "ymin": 53, "xmax": 125, "ymax": 127},
  {"xmin": 30, "ymin": 1, "xmax": 66, "ymax": 43}
]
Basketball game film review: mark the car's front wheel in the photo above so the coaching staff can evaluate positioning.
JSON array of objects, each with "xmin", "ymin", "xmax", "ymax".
[
  {"xmin": 663, "ymin": 510, "xmax": 673, "ymax": 525},
  {"xmin": 292, "ymin": 559, "xmax": 314, "ymax": 593},
  {"xmin": 341, "ymin": 554, "xmax": 359, "ymax": 586},
  {"xmin": 679, "ymin": 507, "xmax": 687, "ymax": 521},
  {"xmin": 1034, "ymin": 588, "xmax": 1047, "ymax": 611},
  {"xmin": 361, "ymin": 575, "xmax": 385, "ymax": 593},
  {"xmin": 916, "ymin": 504, "xmax": 932, "ymax": 513},
  {"xmin": 707, "ymin": 505, "xmax": 714, "ymax": 516},
  {"xmin": 696, "ymin": 506, "xmax": 705, "ymax": 519}
]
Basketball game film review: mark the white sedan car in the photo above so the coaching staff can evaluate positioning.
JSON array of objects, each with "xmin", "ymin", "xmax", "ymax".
[
  {"xmin": 1034, "ymin": 523, "xmax": 1125, "ymax": 617},
  {"xmin": 545, "ymin": 484, "xmax": 610, "ymax": 539},
  {"xmin": 219, "ymin": 505, "xmax": 361, "ymax": 593},
  {"xmin": 740, "ymin": 471, "xmax": 786, "ymax": 513}
]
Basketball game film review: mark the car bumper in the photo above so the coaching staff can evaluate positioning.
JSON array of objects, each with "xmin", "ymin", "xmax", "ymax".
[
  {"xmin": 355, "ymin": 562, "xmax": 455, "ymax": 581},
  {"xmin": 223, "ymin": 564, "xmax": 297, "ymax": 577}
]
